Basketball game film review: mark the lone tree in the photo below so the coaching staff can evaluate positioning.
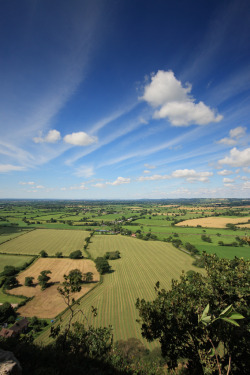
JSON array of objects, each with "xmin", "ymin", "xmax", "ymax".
[
  {"xmin": 38, "ymin": 270, "xmax": 52, "ymax": 290},
  {"xmin": 4, "ymin": 276, "xmax": 19, "ymax": 289},
  {"xmin": 39, "ymin": 250, "xmax": 48, "ymax": 258},
  {"xmin": 25, "ymin": 276, "xmax": 34, "ymax": 286},
  {"xmin": 83, "ymin": 272, "xmax": 94, "ymax": 283},
  {"xmin": 136, "ymin": 253, "xmax": 249, "ymax": 374}
]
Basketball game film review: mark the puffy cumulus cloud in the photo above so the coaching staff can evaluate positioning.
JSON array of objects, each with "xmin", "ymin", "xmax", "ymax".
[
  {"xmin": 243, "ymin": 167, "xmax": 250, "ymax": 173},
  {"xmin": 107, "ymin": 177, "xmax": 131, "ymax": 186},
  {"xmin": 36, "ymin": 185, "xmax": 45, "ymax": 189},
  {"xmin": 217, "ymin": 126, "xmax": 247, "ymax": 145},
  {"xmin": 137, "ymin": 174, "xmax": 170, "ymax": 181},
  {"xmin": 141, "ymin": 70, "xmax": 222, "ymax": 126},
  {"xmin": 223, "ymin": 178, "xmax": 235, "ymax": 183},
  {"xmin": 64, "ymin": 132, "xmax": 97, "ymax": 146},
  {"xmin": 74, "ymin": 166, "xmax": 94, "ymax": 178},
  {"xmin": 171, "ymin": 169, "xmax": 213, "ymax": 182},
  {"xmin": 219, "ymin": 147, "xmax": 250, "ymax": 167},
  {"xmin": 229, "ymin": 126, "xmax": 246, "ymax": 139},
  {"xmin": 217, "ymin": 169, "xmax": 233, "ymax": 176},
  {"xmin": 0, "ymin": 164, "xmax": 25, "ymax": 173},
  {"xmin": 33, "ymin": 129, "xmax": 61, "ymax": 143},
  {"xmin": 19, "ymin": 181, "xmax": 35, "ymax": 185},
  {"xmin": 242, "ymin": 181, "xmax": 250, "ymax": 189},
  {"xmin": 143, "ymin": 170, "xmax": 151, "ymax": 174},
  {"xmin": 217, "ymin": 137, "xmax": 237, "ymax": 146}
]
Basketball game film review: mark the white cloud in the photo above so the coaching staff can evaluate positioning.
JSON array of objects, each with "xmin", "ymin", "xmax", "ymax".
[
  {"xmin": 92, "ymin": 183, "xmax": 107, "ymax": 189},
  {"xmin": 217, "ymin": 137, "xmax": 237, "ymax": 146},
  {"xmin": 74, "ymin": 166, "xmax": 94, "ymax": 178},
  {"xmin": 64, "ymin": 132, "xmax": 97, "ymax": 146},
  {"xmin": 217, "ymin": 126, "xmax": 247, "ymax": 146},
  {"xmin": 143, "ymin": 170, "xmax": 151, "ymax": 174},
  {"xmin": 223, "ymin": 178, "xmax": 235, "ymax": 183},
  {"xmin": 33, "ymin": 129, "xmax": 61, "ymax": 144},
  {"xmin": 217, "ymin": 169, "xmax": 233, "ymax": 176},
  {"xmin": 137, "ymin": 174, "xmax": 170, "ymax": 181},
  {"xmin": 107, "ymin": 177, "xmax": 131, "ymax": 186},
  {"xmin": 229, "ymin": 126, "xmax": 246, "ymax": 139},
  {"xmin": 0, "ymin": 164, "xmax": 26, "ymax": 173},
  {"xmin": 36, "ymin": 185, "xmax": 45, "ymax": 189},
  {"xmin": 19, "ymin": 181, "xmax": 35, "ymax": 185},
  {"xmin": 242, "ymin": 181, "xmax": 250, "ymax": 189},
  {"xmin": 172, "ymin": 169, "xmax": 213, "ymax": 182},
  {"xmin": 141, "ymin": 70, "xmax": 222, "ymax": 126},
  {"xmin": 219, "ymin": 147, "xmax": 250, "ymax": 167},
  {"xmin": 243, "ymin": 167, "xmax": 250, "ymax": 173}
]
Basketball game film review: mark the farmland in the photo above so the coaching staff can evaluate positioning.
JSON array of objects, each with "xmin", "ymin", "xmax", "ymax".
[
  {"xmin": 0, "ymin": 199, "xmax": 249, "ymax": 349},
  {"xmin": 37, "ymin": 235, "xmax": 203, "ymax": 347},
  {"xmin": 175, "ymin": 216, "xmax": 250, "ymax": 228},
  {"xmin": 0, "ymin": 229, "xmax": 89, "ymax": 256},
  {"xmin": 8, "ymin": 258, "xmax": 99, "ymax": 318},
  {"xmin": 0, "ymin": 254, "xmax": 34, "ymax": 273}
]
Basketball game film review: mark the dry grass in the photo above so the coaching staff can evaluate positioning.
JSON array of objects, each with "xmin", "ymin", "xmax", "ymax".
[
  {"xmin": 9, "ymin": 258, "xmax": 99, "ymax": 318},
  {"xmin": 176, "ymin": 216, "xmax": 250, "ymax": 228}
]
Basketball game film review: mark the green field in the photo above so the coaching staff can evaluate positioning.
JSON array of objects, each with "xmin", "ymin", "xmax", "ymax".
[
  {"xmin": 0, "ymin": 226, "xmax": 32, "ymax": 244},
  {"xmin": 37, "ymin": 235, "xmax": 203, "ymax": 347},
  {"xmin": 0, "ymin": 229, "xmax": 90, "ymax": 256},
  {"xmin": 0, "ymin": 254, "xmax": 34, "ymax": 273}
]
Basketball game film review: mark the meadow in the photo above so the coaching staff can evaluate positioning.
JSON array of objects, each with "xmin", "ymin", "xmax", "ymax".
[
  {"xmin": 0, "ymin": 229, "xmax": 89, "ymax": 256},
  {"xmin": 37, "ymin": 235, "xmax": 202, "ymax": 347}
]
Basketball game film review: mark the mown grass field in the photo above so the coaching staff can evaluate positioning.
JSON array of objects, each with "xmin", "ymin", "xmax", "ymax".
[
  {"xmin": 0, "ymin": 254, "xmax": 34, "ymax": 273},
  {"xmin": 37, "ymin": 235, "xmax": 203, "ymax": 348},
  {"xmin": 9, "ymin": 258, "xmax": 99, "ymax": 318},
  {"xmin": 0, "ymin": 226, "xmax": 31, "ymax": 244},
  {"xmin": 0, "ymin": 229, "xmax": 89, "ymax": 256}
]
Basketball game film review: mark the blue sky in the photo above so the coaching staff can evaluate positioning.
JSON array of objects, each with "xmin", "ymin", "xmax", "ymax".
[{"xmin": 1, "ymin": 0, "xmax": 250, "ymax": 199}]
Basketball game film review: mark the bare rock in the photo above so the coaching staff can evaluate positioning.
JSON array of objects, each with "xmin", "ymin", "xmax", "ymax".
[{"xmin": 0, "ymin": 349, "xmax": 22, "ymax": 375}]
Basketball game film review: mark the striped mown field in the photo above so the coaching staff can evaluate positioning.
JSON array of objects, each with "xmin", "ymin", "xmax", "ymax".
[
  {"xmin": 0, "ymin": 229, "xmax": 89, "ymax": 256},
  {"xmin": 37, "ymin": 235, "xmax": 202, "ymax": 348},
  {"xmin": 0, "ymin": 254, "xmax": 34, "ymax": 273}
]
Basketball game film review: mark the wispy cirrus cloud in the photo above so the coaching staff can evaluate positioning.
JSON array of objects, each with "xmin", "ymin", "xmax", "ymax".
[{"xmin": 0, "ymin": 164, "xmax": 26, "ymax": 173}]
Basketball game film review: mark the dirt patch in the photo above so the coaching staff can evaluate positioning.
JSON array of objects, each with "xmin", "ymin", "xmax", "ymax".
[
  {"xmin": 9, "ymin": 258, "xmax": 99, "ymax": 318},
  {"xmin": 175, "ymin": 216, "xmax": 250, "ymax": 228}
]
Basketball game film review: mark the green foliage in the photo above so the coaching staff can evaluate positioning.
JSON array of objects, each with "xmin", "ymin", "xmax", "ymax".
[
  {"xmin": 136, "ymin": 253, "xmax": 250, "ymax": 374},
  {"xmin": 39, "ymin": 250, "xmax": 48, "ymax": 258},
  {"xmin": 55, "ymin": 251, "xmax": 63, "ymax": 258},
  {"xmin": 38, "ymin": 270, "xmax": 51, "ymax": 290},
  {"xmin": 4, "ymin": 275, "xmax": 19, "ymax": 289},
  {"xmin": 0, "ymin": 302, "xmax": 16, "ymax": 323},
  {"xmin": 69, "ymin": 250, "xmax": 82, "ymax": 259},
  {"xmin": 1, "ymin": 265, "xmax": 17, "ymax": 277},
  {"xmin": 105, "ymin": 250, "xmax": 121, "ymax": 260},
  {"xmin": 25, "ymin": 276, "xmax": 34, "ymax": 286},
  {"xmin": 201, "ymin": 234, "xmax": 212, "ymax": 243},
  {"xmin": 83, "ymin": 271, "xmax": 93, "ymax": 283},
  {"xmin": 95, "ymin": 257, "xmax": 111, "ymax": 274}
]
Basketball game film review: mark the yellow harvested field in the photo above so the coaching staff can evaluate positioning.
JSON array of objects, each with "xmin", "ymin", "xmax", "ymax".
[
  {"xmin": 176, "ymin": 216, "xmax": 250, "ymax": 228},
  {"xmin": 178, "ymin": 206, "xmax": 216, "ymax": 210},
  {"xmin": 9, "ymin": 258, "xmax": 99, "ymax": 318},
  {"xmin": 237, "ymin": 223, "xmax": 250, "ymax": 228}
]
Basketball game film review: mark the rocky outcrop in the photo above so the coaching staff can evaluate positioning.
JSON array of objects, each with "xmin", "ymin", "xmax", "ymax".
[{"xmin": 0, "ymin": 349, "xmax": 22, "ymax": 375}]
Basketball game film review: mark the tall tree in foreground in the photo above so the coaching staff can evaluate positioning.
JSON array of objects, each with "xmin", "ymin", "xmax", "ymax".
[{"xmin": 136, "ymin": 253, "xmax": 249, "ymax": 374}]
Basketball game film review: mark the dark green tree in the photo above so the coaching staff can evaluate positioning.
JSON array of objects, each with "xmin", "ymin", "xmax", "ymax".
[
  {"xmin": 69, "ymin": 250, "xmax": 82, "ymax": 259},
  {"xmin": 25, "ymin": 276, "xmax": 34, "ymax": 286},
  {"xmin": 4, "ymin": 275, "xmax": 19, "ymax": 289},
  {"xmin": 95, "ymin": 257, "xmax": 111, "ymax": 274},
  {"xmin": 0, "ymin": 302, "xmax": 16, "ymax": 324},
  {"xmin": 38, "ymin": 270, "xmax": 51, "ymax": 290},
  {"xmin": 39, "ymin": 250, "xmax": 48, "ymax": 258},
  {"xmin": 136, "ymin": 253, "xmax": 249, "ymax": 374}
]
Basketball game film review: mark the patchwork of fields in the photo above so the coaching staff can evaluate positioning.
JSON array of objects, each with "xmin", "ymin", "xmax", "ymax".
[
  {"xmin": 0, "ymin": 229, "xmax": 89, "ymax": 256},
  {"xmin": 9, "ymin": 258, "xmax": 99, "ymax": 318},
  {"xmin": 37, "ymin": 235, "xmax": 202, "ymax": 347}
]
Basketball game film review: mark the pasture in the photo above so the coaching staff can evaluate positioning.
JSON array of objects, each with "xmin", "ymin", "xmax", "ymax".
[
  {"xmin": 37, "ymin": 235, "xmax": 202, "ymax": 347},
  {"xmin": 0, "ymin": 254, "xmax": 34, "ymax": 273},
  {"xmin": 0, "ymin": 229, "xmax": 89, "ymax": 256},
  {"xmin": 9, "ymin": 258, "xmax": 99, "ymax": 318},
  {"xmin": 0, "ymin": 226, "xmax": 31, "ymax": 244}
]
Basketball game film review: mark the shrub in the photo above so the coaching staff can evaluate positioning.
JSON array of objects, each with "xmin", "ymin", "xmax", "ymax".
[{"xmin": 69, "ymin": 250, "xmax": 82, "ymax": 259}]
